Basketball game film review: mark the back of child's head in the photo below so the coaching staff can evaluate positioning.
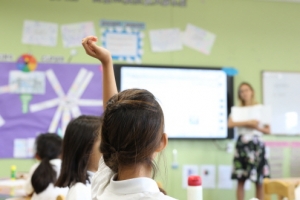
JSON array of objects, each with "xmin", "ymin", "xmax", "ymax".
[
  {"xmin": 100, "ymin": 89, "xmax": 164, "ymax": 175},
  {"xmin": 56, "ymin": 115, "xmax": 102, "ymax": 187},
  {"xmin": 31, "ymin": 133, "xmax": 62, "ymax": 194}
]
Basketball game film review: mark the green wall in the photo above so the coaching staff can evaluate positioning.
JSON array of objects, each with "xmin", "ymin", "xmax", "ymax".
[{"xmin": 1, "ymin": 0, "xmax": 300, "ymax": 199}]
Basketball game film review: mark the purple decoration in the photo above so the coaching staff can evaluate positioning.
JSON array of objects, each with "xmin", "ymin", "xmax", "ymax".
[{"xmin": 0, "ymin": 62, "xmax": 103, "ymax": 158}]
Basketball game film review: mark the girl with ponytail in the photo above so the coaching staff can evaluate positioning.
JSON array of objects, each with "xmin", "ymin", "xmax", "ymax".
[
  {"xmin": 82, "ymin": 36, "xmax": 176, "ymax": 200},
  {"xmin": 25, "ymin": 133, "xmax": 68, "ymax": 200}
]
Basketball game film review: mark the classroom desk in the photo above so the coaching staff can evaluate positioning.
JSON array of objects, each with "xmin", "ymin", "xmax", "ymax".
[
  {"xmin": 0, "ymin": 179, "xmax": 28, "ymax": 200},
  {"xmin": 264, "ymin": 178, "xmax": 300, "ymax": 200}
]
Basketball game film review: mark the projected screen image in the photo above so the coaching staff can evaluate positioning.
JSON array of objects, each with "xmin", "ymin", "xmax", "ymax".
[{"xmin": 118, "ymin": 66, "xmax": 229, "ymax": 139}]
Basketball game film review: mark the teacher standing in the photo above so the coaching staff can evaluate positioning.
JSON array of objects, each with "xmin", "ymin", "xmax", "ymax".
[{"xmin": 228, "ymin": 82, "xmax": 271, "ymax": 200}]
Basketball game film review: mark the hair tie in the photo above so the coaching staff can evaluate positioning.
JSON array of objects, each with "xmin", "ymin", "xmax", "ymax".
[
  {"xmin": 107, "ymin": 99, "xmax": 115, "ymax": 106},
  {"xmin": 109, "ymin": 145, "xmax": 118, "ymax": 154}
]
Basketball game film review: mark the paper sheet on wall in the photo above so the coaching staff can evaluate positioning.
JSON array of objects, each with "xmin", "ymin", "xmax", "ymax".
[
  {"xmin": 105, "ymin": 33, "xmax": 139, "ymax": 57},
  {"xmin": 268, "ymin": 147, "xmax": 284, "ymax": 178},
  {"xmin": 149, "ymin": 28, "xmax": 182, "ymax": 52},
  {"xmin": 232, "ymin": 179, "xmax": 252, "ymax": 190},
  {"xmin": 13, "ymin": 138, "xmax": 35, "ymax": 158},
  {"xmin": 217, "ymin": 165, "xmax": 233, "ymax": 189},
  {"xmin": 182, "ymin": 165, "xmax": 199, "ymax": 188},
  {"xmin": 182, "ymin": 23, "xmax": 216, "ymax": 55},
  {"xmin": 22, "ymin": 20, "xmax": 58, "ymax": 46},
  {"xmin": 9, "ymin": 71, "xmax": 46, "ymax": 94},
  {"xmin": 61, "ymin": 22, "xmax": 96, "ymax": 48},
  {"xmin": 100, "ymin": 20, "xmax": 144, "ymax": 63},
  {"xmin": 200, "ymin": 165, "xmax": 216, "ymax": 188},
  {"xmin": 0, "ymin": 54, "xmax": 14, "ymax": 62},
  {"xmin": 231, "ymin": 105, "xmax": 272, "ymax": 125}
]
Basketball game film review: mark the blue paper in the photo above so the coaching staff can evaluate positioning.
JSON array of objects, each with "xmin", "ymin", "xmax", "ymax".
[{"xmin": 222, "ymin": 67, "xmax": 238, "ymax": 76}]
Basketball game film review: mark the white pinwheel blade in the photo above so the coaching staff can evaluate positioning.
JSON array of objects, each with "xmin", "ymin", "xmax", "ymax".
[
  {"xmin": 46, "ymin": 69, "xmax": 65, "ymax": 98},
  {"xmin": 30, "ymin": 98, "xmax": 60, "ymax": 112},
  {"xmin": 48, "ymin": 104, "xmax": 63, "ymax": 133}
]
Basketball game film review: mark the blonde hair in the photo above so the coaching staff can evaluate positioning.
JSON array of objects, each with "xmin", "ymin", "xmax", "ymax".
[{"xmin": 238, "ymin": 82, "xmax": 257, "ymax": 106}]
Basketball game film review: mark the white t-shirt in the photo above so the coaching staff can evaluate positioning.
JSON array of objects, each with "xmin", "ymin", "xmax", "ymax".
[
  {"xmin": 25, "ymin": 158, "xmax": 63, "ymax": 195},
  {"xmin": 66, "ymin": 171, "xmax": 95, "ymax": 200},
  {"xmin": 231, "ymin": 104, "xmax": 267, "ymax": 137},
  {"xmin": 31, "ymin": 183, "xmax": 68, "ymax": 200},
  {"xmin": 92, "ymin": 157, "xmax": 177, "ymax": 200},
  {"xmin": 25, "ymin": 158, "xmax": 69, "ymax": 200}
]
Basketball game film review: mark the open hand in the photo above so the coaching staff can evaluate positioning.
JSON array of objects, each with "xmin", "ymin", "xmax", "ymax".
[{"xmin": 82, "ymin": 36, "xmax": 112, "ymax": 65}]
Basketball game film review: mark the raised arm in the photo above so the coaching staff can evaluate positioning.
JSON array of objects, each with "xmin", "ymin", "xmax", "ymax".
[{"xmin": 82, "ymin": 36, "xmax": 118, "ymax": 110}]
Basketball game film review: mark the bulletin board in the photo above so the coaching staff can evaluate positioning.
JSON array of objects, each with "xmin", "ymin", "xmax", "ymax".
[{"xmin": 0, "ymin": 61, "xmax": 103, "ymax": 158}]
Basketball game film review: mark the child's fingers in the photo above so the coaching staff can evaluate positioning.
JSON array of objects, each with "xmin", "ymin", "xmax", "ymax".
[
  {"xmin": 82, "ymin": 38, "xmax": 96, "ymax": 57},
  {"xmin": 90, "ymin": 36, "xmax": 98, "ymax": 42},
  {"xmin": 87, "ymin": 39, "xmax": 98, "ymax": 49},
  {"xmin": 82, "ymin": 36, "xmax": 97, "ymax": 42}
]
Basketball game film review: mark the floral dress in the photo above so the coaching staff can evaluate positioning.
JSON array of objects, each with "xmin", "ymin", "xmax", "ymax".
[{"xmin": 231, "ymin": 134, "xmax": 271, "ymax": 184}]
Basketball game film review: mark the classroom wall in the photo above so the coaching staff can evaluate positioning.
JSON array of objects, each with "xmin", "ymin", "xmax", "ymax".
[{"xmin": 1, "ymin": 0, "xmax": 300, "ymax": 199}]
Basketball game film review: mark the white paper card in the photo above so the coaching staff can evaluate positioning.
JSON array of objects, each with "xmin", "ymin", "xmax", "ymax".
[
  {"xmin": 182, "ymin": 23, "xmax": 216, "ymax": 55},
  {"xmin": 61, "ymin": 22, "xmax": 95, "ymax": 48},
  {"xmin": 13, "ymin": 138, "xmax": 35, "ymax": 158},
  {"xmin": 13, "ymin": 139, "xmax": 27, "ymax": 158},
  {"xmin": 245, "ymin": 180, "xmax": 251, "ymax": 190},
  {"xmin": 232, "ymin": 179, "xmax": 252, "ymax": 191},
  {"xmin": 231, "ymin": 105, "xmax": 272, "ymax": 125},
  {"xmin": 104, "ymin": 32, "xmax": 138, "ymax": 57},
  {"xmin": 0, "ymin": 54, "xmax": 14, "ymax": 62},
  {"xmin": 41, "ymin": 55, "xmax": 65, "ymax": 63},
  {"xmin": 26, "ymin": 138, "xmax": 35, "ymax": 158},
  {"xmin": 200, "ymin": 165, "xmax": 216, "ymax": 188},
  {"xmin": 9, "ymin": 71, "xmax": 46, "ymax": 94},
  {"xmin": 182, "ymin": 165, "xmax": 199, "ymax": 188},
  {"xmin": 217, "ymin": 165, "xmax": 233, "ymax": 189},
  {"xmin": 149, "ymin": 28, "xmax": 182, "ymax": 52},
  {"xmin": 22, "ymin": 20, "xmax": 58, "ymax": 46}
]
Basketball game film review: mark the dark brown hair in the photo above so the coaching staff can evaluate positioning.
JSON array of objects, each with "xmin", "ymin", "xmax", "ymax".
[
  {"xmin": 56, "ymin": 115, "xmax": 102, "ymax": 187},
  {"xmin": 31, "ymin": 133, "xmax": 62, "ymax": 194},
  {"xmin": 238, "ymin": 82, "xmax": 257, "ymax": 106},
  {"xmin": 100, "ymin": 89, "xmax": 164, "ymax": 177}
]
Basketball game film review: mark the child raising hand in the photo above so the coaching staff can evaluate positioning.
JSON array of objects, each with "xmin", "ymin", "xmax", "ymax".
[{"xmin": 82, "ymin": 36, "xmax": 176, "ymax": 200}]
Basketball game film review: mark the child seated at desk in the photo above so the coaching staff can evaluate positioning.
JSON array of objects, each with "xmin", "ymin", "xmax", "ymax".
[
  {"xmin": 25, "ymin": 133, "xmax": 68, "ymax": 200},
  {"xmin": 56, "ymin": 115, "xmax": 102, "ymax": 200},
  {"xmin": 82, "ymin": 36, "xmax": 176, "ymax": 200}
]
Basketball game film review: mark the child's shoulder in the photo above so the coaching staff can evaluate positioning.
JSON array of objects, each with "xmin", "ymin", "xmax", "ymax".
[{"xmin": 67, "ymin": 182, "xmax": 90, "ymax": 199}]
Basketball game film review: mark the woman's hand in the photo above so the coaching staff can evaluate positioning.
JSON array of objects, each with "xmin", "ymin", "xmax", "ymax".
[
  {"xmin": 256, "ymin": 125, "xmax": 271, "ymax": 135},
  {"xmin": 246, "ymin": 120, "xmax": 259, "ymax": 129},
  {"xmin": 82, "ymin": 36, "xmax": 112, "ymax": 65}
]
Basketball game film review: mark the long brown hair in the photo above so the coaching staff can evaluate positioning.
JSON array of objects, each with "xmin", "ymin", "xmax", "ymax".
[
  {"xmin": 238, "ymin": 82, "xmax": 257, "ymax": 106},
  {"xmin": 100, "ymin": 89, "xmax": 164, "ymax": 177},
  {"xmin": 56, "ymin": 115, "xmax": 102, "ymax": 187}
]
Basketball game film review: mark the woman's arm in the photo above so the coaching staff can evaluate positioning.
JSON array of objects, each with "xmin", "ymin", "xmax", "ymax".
[
  {"xmin": 82, "ymin": 36, "xmax": 118, "ymax": 110},
  {"xmin": 256, "ymin": 125, "xmax": 271, "ymax": 135},
  {"xmin": 228, "ymin": 117, "xmax": 259, "ymax": 129}
]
